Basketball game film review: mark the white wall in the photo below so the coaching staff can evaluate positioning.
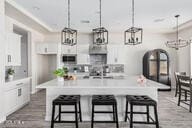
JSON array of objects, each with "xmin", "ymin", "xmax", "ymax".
[
  {"xmin": 5, "ymin": 16, "xmax": 45, "ymax": 94},
  {"xmin": 0, "ymin": 0, "xmax": 6, "ymax": 122},
  {"xmin": 44, "ymin": 30, "xmax": 177, "ymax": 87}
]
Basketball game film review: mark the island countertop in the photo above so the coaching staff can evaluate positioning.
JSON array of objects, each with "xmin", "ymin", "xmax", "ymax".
[{"xmin": 36, "ymin": 76, "xmax": 169, "ymax": 90}]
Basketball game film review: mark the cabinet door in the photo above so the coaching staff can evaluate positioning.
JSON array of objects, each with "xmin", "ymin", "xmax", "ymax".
[
  {"xmin": 107, "ymin": 45, "xmax": 121, "ymax": 64},
  {"xmin": 5, "ymin": 89, "xmax": 18, "ymax": 115},
  {"xmin": 5, "ymin": 33, "xmax": 21, "ymax": 66},
  {"xmin": 36, "ymin": 43, "xmax": 47, "ymax": 54},
  {"xmin": 77, "ymin": 45, "xmax": 90, "ymax": 64},
  {"xmin": 62, "ymin": 45, "xmax": 77, "ymax": 54},
  {"xmin": 22, "ymin": 84, "xmax": 30, "ymax": 103},
  {"xmin": 47, "ymin": 43, "xmax": 58, "ymax": 54}
]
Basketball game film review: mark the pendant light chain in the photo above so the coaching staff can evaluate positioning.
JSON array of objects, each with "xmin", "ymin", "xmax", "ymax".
[
  {"xmin": 100, "ymin": 0, "xmax": 102, "ymax": 28},
  {"xmin": 132, "ymin": 0, "xmax": 134, "ymax": 27},
  {"xmin": 68, "ymin": 0, "xmax": 70, "ymax": 28},
  {"xmin": 176, "ymin": 15, "xmax": 179, "ymax": 44}
]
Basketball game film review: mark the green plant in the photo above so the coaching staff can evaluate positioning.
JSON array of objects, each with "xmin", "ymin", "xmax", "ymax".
[
  {"xmin": 7, "ymin": 68, "xmax": 15, "ymax": 75},
  {"xmin": 53, "ymin": 67, "xmax": 68, "ymax": 77}
]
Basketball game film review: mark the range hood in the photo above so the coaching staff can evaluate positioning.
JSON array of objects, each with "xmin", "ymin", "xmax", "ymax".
[{"xmin": 89, "ymin": 45, "xmax": 108, "ymax": 54}]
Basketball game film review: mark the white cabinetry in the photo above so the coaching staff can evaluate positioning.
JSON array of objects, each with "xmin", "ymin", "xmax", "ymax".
[
  {"xmin": 61, "ymin": 45, "xmax": 77, "ymax": 54},
  {"xmin": 77, "ymin": 45, "xmax": 90, "ymax": 64},
  {"xmin": 36, "ymin": 43, "xmax": 58, "ymax": 54},
  {"xmin": 5, "ymin": 33, "xmax": 21, "ymax": 66},
  {"xmin": 4, "ymin": 78, "xmax": 30, "ymax": 116},
  {"xmin": 107, "ymin": 45, "xmax": 125, "ymax": 64}
]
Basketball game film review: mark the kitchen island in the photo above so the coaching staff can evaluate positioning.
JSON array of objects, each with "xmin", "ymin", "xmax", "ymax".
[{"xmin": 36, "ymin": 76, "xmax": 169, "ymax": 121}]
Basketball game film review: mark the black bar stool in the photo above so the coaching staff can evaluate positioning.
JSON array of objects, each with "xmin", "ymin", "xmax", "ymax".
[
  {"xmin": 124, "ymin": 95, "xmax": 159, "ymax": 128},
  {"xmin": 51, "ymin": 95, "xmax": 82, "ymax": 128},
  {"xmin": 91, "ymin": 95, "xmax": 119, "ymax": 128}
]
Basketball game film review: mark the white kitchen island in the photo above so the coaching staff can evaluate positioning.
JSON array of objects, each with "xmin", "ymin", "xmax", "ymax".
[{"xmin": 36, "ymin": 76, "xmax": 169, "ymax": 121}]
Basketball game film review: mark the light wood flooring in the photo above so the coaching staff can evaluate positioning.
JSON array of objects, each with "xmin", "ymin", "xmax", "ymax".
[{"xmin": 1, "ymin": 90, "xmax": 192, "ymax": 128}]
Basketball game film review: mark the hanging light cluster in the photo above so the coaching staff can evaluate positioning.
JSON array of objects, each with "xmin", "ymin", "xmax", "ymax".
[
  {"xmin": 124, "ymin": 0, "xmax": 143, "ymax": 45},
  {"xmin": 61, "ymin": 0, "xmax": 77, "ymax": 46},
  {"xmin": 165, "ymin": 15, "xmax": 190, "ymax": 50},
  {"xmin": 92, "ymin": 0, "xmax": 108, "ymax": 45}
]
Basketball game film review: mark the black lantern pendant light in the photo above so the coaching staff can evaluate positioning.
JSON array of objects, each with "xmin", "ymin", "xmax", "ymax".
[
  {"xmin": 93, "ymin": 0, "xmax": 108, "ymax": 45},
  {"xmin": 61, "ymin": 0, "xmax": 77, "ymax": 46},
  {"xmin": 165, "ymin": 15, "xmax": 190, "ymax": 50},
  {"xmin": 124, "ymin": 0, "xmax": 143, "ymax": 45}
]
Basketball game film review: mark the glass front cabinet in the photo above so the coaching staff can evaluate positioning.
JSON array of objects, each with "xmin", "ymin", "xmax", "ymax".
[{"xmin": 143, "ymin": 49, "xmax": 171, "ymax": 91}]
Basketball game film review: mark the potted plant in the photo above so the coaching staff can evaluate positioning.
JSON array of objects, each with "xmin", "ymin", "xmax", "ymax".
[
  {"xmin": 7, "ymin": 68, "xmax": 15, "ymax": 81},
  {"xmin": 53, "ymin": 67, "xmax": 68, "ymax": 81}
]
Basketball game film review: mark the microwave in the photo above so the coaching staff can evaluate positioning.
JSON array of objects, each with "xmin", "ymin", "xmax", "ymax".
[{"xmin": 62, "ymin": 55, "xmax": 77, "ymax": 64}]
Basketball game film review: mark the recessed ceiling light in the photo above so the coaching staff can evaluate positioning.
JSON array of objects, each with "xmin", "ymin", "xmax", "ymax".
[
  {"xmin": 81, "ymin": 20, "xmax": 90, "ymax": 23},
  {"xmin": 32, "ymin": 6, "xmax": 40, "ymax": 10},
  {"xmin": 154, "ymin": 18, "xmax": 165, "ymax": 23}
]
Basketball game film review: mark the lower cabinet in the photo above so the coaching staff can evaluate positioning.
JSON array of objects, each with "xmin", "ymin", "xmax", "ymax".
[{"xmin": 5, "ymin": 79, "xmax": 30, "ymax": 116}]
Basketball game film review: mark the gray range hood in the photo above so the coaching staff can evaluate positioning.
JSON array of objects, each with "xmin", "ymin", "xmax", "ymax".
[{"xmin": 89, "ymin": 45, "xmax": 108, "ymax": 54}]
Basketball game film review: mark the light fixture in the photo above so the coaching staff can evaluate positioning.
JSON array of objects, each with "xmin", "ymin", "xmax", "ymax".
[
  {"xmin": 165, "ymin": 15, "xmax": 190, "ymax": 50},
  {"xmin": 92, "ymin": 0, "xmax": 108, "ymax": 45},
  {"xmin": 124, "ymin": 0, "xmax": 143, "ymax": 45},
  {"xmin": 61, "ymin": 0, "xmax": 77, "ymax": 46}
]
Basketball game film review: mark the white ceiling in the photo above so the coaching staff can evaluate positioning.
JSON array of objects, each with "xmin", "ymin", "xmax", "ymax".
[{"xmin": 13, "ymin": 0, "xmax": 192, "ymax": 33}]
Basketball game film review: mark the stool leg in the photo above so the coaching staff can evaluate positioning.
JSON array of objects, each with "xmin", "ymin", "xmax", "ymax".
[
  {"xmin": 51, "ymin": 104, "xmax": 55, "ymax": 128},
  {"xmin": 75, "ymin": 104, "xmax": 79, "ymax": 128},
  {"xmin": 124, "ymin": 100, "xmax": 128, "ymax": 122},
  {"xmin": 154, "ymin": 105, "xmax": 159, "ymax": 128},
  {"xmin": 79, "ymin": 101, "xmax": 82, "ymax": 122},
  {"xmin": 91, "ymin": 105, "xmax": 95, "ymax": 128},
  {"xmin": 130, "ymin": 104, "xmax": 133, "ymax": 128},
  {"xmin": 59, "ymin": 105, "xmax": 61, "ymax": 122},
  {"xmin": 113, "ymin": 105, "xmax": 116, "ymax": 121},
  {"xmin": 147, "ymin": 105, "xmax": 149, "ymax": 123},
  {"xmin": 115, "ymin": 104, "xmax": 119, "ymax": 128}
]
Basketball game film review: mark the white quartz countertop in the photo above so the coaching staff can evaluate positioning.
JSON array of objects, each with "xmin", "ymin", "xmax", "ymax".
[{"xmin": 36, "ymin": 76, "xmax": 169, "ymax": 90}]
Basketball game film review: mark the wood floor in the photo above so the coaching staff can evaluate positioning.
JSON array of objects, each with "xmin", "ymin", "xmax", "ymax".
[{"xmin": 1, "ymin": 89, "xmax": 192, "ymax": 128}]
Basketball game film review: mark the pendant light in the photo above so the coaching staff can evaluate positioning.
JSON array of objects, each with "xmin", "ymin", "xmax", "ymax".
[
  {"xmin": 93, "ymin": 0, "xmax": 108, "ymax": 45},
  {"xmin": 124, "ymin": 0, "xmax": 143, "ymax": 45},
  {"xmin": 165, "ymin": 15, "xmax": 190, "ymax": 50},
  {"xmin": 61, "ymin": 0, "xmax": 77, "ymax": 46}
]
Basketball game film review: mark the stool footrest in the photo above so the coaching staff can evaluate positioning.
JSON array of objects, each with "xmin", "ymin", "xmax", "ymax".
[
  {"xmin": 93, "ymin": 121, "xmax": 117, "ymax": 123},
  {"xmin": 94, "ymin": 111, "xmax": 114, "ymax": 113},
  {"xmin": 60, "ymin": 111, "xmax": 80, "ymax": 113},
  {"xmin": 132, "ymin": 121, "xmax": 158, "ymax": 124},
  {"xmin": 53, "ymin": 121, "xmax": 77, "ymax": 123},
  {"xmin": 126, "ymin": 112, "xmax": 148, "ymax": 114}
]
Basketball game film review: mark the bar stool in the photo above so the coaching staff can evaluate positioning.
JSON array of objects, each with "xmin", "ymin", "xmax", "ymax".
[
  {"xmin": 91, "ymin": 95, "xmax": 119, "ymax": 128},
  {"xmin": 124, "ymin": 95, "xmax": 159, "ymax": 128},
  {"xmin": 51, "ymin": 95, "xmax": 82, "ymax": 128}
]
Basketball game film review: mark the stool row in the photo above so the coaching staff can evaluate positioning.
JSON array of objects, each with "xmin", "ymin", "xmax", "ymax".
[{"xmin": 51, "ymin": 95, "xmax": 159, "ymax": 128}]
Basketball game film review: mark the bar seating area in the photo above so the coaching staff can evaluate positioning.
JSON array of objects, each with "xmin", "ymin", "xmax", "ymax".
[
  {"xmin": 50, "ymin": 94, "xmax": 160, "ymax": 128},
  {"xmin": 51, "ymin": 95, "xmax": 82, "ymax": 128},
  {"xmin": 124, "ymin": 95, "xmax": 159, "ymax": 128},
  {"xmin": 91, "ymin": 95, "xmax": 119, "ymax": 128}
]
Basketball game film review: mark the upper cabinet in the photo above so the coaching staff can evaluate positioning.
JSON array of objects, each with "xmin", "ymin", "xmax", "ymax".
[
  {"xmin": 36, "ymin": 43, "xmax": 58, "ymax": 54},
  {"xmin": 107, "ymin": 45, "xmax": 125, "ymax": 64},
  {"xmin": 77, "ymin": 45, "xmax": 90, "ymax": 64},
  {"xmin": 61, "ymin": 45, "xmax": 77, "ymax": 54},
  {"xmin": 5, "ymin": 33, "xmax": 21, "ymax": 66}
]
